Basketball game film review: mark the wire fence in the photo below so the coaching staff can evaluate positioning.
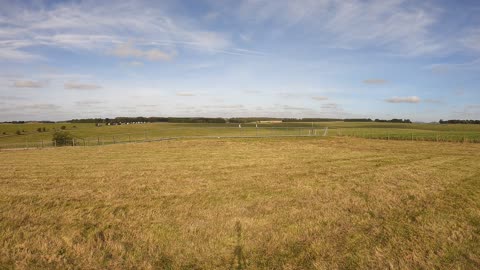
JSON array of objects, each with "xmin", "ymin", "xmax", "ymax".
[
  {"xmin": 335, "ymin": 129, "xmax": 480, "ymax": 143},
  {"xmin": 3, "ymin": 126, "xmax": 479, "ymax": 151},
  {"xmin": 0, "ymin": 127, "xmax": 328, "ymax": 150}
]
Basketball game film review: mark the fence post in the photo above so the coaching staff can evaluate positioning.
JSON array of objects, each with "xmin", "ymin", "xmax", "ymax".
[
  {"xmin": 144, "ymin": 131, "xmax": 147, "ymax": 141},
  {"xmin": 72, "ymin": 138, "xmax": 75, "ymax": 146},
  {"xmin": 54, "ymin": 140, "xmax": 56, "ymax": 147},
  {"xmin": 113, "ymin": 136, "xmax": 116, "ymax": 144}
]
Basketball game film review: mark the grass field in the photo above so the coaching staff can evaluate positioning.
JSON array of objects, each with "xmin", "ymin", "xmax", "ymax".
[
  {"xmin": 1, "ymin": 122, "xmax": 480, "ymax": 148},
  {"xmin": 1, "ymin": 137, "xmax": 480, "ymax": 269}
]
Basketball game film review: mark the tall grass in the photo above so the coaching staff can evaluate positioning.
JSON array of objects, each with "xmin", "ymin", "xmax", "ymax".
[{"xmin": 1, "ymin": 137, "xmax": 480, "ymax": 268}]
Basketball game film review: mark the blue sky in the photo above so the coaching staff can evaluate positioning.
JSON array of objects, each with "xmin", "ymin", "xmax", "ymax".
[{"xmin": 1, "ymin": 0, "xmax": 479, "ymax": 121}]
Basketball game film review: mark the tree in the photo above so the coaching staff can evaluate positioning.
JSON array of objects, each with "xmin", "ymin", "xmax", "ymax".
[
  {"xmin": 52, "ymin": 131, "xmax": 73, "ymax": 146},
  {"xmin": 16, "ymin": 130, "xmax": 22, "ymax": 135},
  {"xmin": 37, "ymin": 127, "xmax": 42, "ymax": 132},
  {"xmin": 61, "ymin": 126, "xmax": 66, "ymax": 130}
]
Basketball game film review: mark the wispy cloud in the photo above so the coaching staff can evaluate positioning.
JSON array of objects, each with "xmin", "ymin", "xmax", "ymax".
[
  {"xmin": 0, "ymin": 1, "xmax": 238, "ymax": 61},
  {"xmin": 234, "ymin": 0, "xmax": 445, "ymax": 56},
  {"xmin": 321, "ymin": 103, "xmax": 340, "ymax": 109},
  {"xmin": 111, "ymin": 42, "xmax": 176, "ymax": 61},
  {"xmin": 127, "ymin": 61, "xmax": 144, "ymax": 67},
  {"xmin": 0, "ymin": 96, "xmax": 29, "ymax": 101},
  {"xmin": 176, "ymin": 92, "xmax": 195, "ymax": 96},
  {"xmin": 461, "ymin": 29, "xmax": 480, "ymax": 51},
  {"xmin": 243, "ymin": 89, "xmax": 261, "ymax": 94},
  {"xmin": 13, "ymin": 80, "xmax": 45, "ymax": 88},
  {"xmin": 363, "ymin": 79, "xmax": 387, "ymax": 85},
  {"xmin": 65, "ymin": 82, "xmax": 102, "ymax": 90},
  {"xmin": 385, "ymin": 96, "xmax": 421, "ymax": 103},
  {"xmin": 75, "ymin": 100, "xmax": 105, "ymax": 106},
  {"xmin": 311, "ymin": 96, "xmax": 329, "ymax": 101},
  {"xmin": 424, "ymin": 98, "xmax": 442, "ymax": 104},
  {"xmin": 425, "ymin": 58, "xmax": 480, "ymax": 73},
  {"xmin": 19, "ymin": 104, "xmax": 61, "ymax": 111}
]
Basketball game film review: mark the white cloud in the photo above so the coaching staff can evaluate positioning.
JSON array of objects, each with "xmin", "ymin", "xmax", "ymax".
[
  {"xmin": 13, "ymin": 80, "xmax": 45, "ymax": 88},
  {"xmin": 424, "ymin": 98, "xmax": 442, "ymax": 104},
  {"xmin": 385, "ymin": 96, "xmax": 420, "ymax": 103},
  {"xmin": 18, "ymin": 104, "xmax": 62, "ymax": 111},
  {"xmin": 0, "ymin": 1, "xmax": 237, "ymax": 61},
  {"xmin": 462, "ymin": 29, "xmax": 480, "ymax": 51},
  {"xmin": 311, "ymin": 96, "xmax": 329, "ymax": 101},
  {"xmin": 425, "ymin": 58, "xmax": 480, "ymax": 73},
  {"xmin": 65, "ymin": 82, "xmax": 102, "ymax": 90},
  {"xmin": 126, "ymin": 61, "xmax": 144, "ymax": 67},
  {"xmin": 176, "ymin": 92, "xmax": 195, "ymax": 96},
  {"xmin": 0, "ymin": 47, "xmax": 43, "ymax": 61},
  {"xmin": 363, "ymin": 79, "xmax": 387, "ymax": 85},
  {"xmin": 112, "ymin": 42, "xmax": 175, "ymax": 61},
  {"xmin": 75, "ymin": 100, "xmax": 105, "ymax": 106},
  {"xmin": 233, "ymin": 0, "xmax": 445, "ymax": 56}
]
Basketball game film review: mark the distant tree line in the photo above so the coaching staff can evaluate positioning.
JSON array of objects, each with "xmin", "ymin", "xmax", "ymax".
[
  {"xmin": 282, "ymin": 118, "xmax": 412, "ymax": 123},
  {"xmin": 69, "ymin": 117, "xmax": 226, "ymax": 124},
  {"xmin": 1, "ymin": 121, "xmax": 55, "ymax": 124},
  {"xmin": 282, "ymin": 118, "xmax": 343, "ymax": 122},
  {"xmin": 439, "ymin": 119, "xmax": 480, "ymax": 124},
  {"xmin": 66, "ymin": 117, "xmax": 417, "ymax": 124},
  {"xmin": 374, "ymin": 119, "xmax": 412, "ymax": 123}
]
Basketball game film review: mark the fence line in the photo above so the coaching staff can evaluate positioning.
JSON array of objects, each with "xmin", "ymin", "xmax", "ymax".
[
  {"xmin": 0, "ymin": 127, "xmax": 329, "ymax": 150},
  {"xmin": 4, "ymin": 126, "xmax": 478, "ymax": 150},
  {"xmin": 335, "ymin": 129, "xmax": 480, "ymax": 143}
]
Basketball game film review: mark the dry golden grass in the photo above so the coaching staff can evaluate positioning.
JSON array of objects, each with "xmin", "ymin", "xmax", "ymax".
[{"xmin": 1, "ymin": 137, "xmax": 480, "ymax": 269}]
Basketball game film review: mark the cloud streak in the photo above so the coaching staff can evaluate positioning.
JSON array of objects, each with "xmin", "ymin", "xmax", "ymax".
[
  {"xmin": 363, "ymin": 79, "xmax": 387, "ymax": 85},
  {"xmin": 176, "ymin": 92, "xmax": 195, "ymax": 96},
  {"xmin": 311, "ymin": 96, "xmax": 329, "ymax": 101},
  {"xmin": 65, "ymin": 82, "xmax": 102, "ymax": 90},
  {"xmin": 0, "ymin": 1, "xmax": 256, "ymax": 61},
  {"xmin": 111, "ymin": 42, "xmax": 176, "ymax": 61},
  {"xmin": 13, "ymin": 80, "xmax": 45, "ymax": 88},
  {"xmin": 385, "ymin": 96, "xmax": 420, "ymax": 104}
]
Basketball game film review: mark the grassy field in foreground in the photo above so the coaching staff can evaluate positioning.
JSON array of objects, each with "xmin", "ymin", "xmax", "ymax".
[
  {"xmin": 1, "ymin": 122, "xmax": 480, "ymax": 147},
  {"xmin": 1, "ymin": 137, "xmax": 480, "ymax": 269}
]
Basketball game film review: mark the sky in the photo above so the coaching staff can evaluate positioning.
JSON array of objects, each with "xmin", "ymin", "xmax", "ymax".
[{"xmin": 1, "ymin": 0, "xmax": 480, "ymax": 122}]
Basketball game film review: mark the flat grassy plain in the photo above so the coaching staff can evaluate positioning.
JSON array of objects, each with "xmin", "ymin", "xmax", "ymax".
[
  {"xmin": 1, "ymin": 137, "xmax": 480, "ymax": 269},
  {"xmin": 1, "ymin": 122, "xmax": 480, "ymax": 147}
]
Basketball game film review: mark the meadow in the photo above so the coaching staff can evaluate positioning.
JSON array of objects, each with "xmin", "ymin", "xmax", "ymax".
[
  {"xmin": 1, "ymin": 121, "xmax": 480, "ymax": 149},
  {"xmin": 1, "ymin": 136, "xmax": 480, "ymax": 269}
]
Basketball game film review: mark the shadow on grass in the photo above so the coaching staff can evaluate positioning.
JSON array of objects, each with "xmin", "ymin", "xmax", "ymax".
[{"xmin": 229, "ymin": 221, "xmax": 247, "ymax": 270}]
